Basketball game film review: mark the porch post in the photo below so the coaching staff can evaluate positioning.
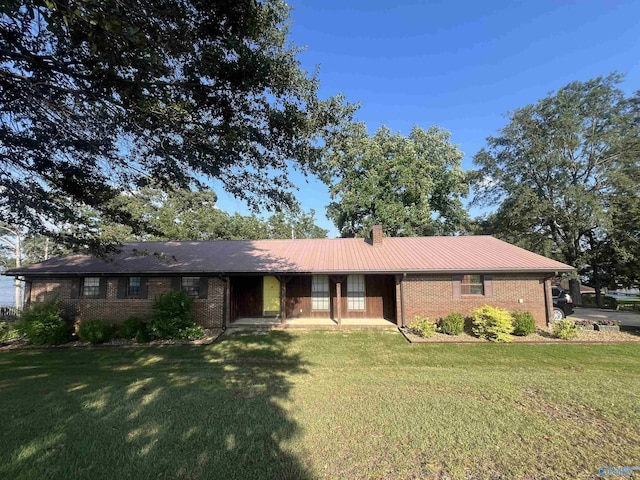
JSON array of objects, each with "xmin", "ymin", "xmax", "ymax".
[
  {"xmin": 336, "ymin": 280, "xmax": 342, "ymax": 325},
  {"xmin": 280, "ymin": 280, "xmax": 286, "ymax": 324},
  {"xmin": 277, "ymin": 276, "xmax": 291, "ymax": 325}
]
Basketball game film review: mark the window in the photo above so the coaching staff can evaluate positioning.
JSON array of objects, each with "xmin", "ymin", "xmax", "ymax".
[
  {"xmin": 311, "ymin": 275, "xmax": 330, "ymax": 310},
  {"xmin": 461, "ymin": 274, "xmax": 484, "ymax": 295},
  {"xmin": 182, "ymin": 277, "xmax": 200, "ymax": 297},
  {"xmin": 82, "ymin": 277, "xmax": 100, "ymax": 297},
  {"xmin": 347, "ymin": 274, "xmax": 366, "ymax": 311},
  {"xmin": 127, "ymin": 277, "xmax": 141, "ymax": 297}
]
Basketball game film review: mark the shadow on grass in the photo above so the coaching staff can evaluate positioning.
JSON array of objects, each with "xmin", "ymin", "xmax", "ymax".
[{"xmin": 0, "ymin": 330, "xmax": 311, "ymax": 480}]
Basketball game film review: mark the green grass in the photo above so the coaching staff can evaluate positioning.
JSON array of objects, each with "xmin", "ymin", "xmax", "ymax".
[{"xmin": 1, "ymin": 330, "xmax": 639, "ymax": 479}]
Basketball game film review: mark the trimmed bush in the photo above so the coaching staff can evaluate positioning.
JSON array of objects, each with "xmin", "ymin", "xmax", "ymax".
[
  {"xmin": 553, "ymin": 319, "xmax": 577, "ymax": 340},
  {"xmin": 135, "ymin": 326, "xmax": 151, "ymax": 343},
  {"xmin": 118, "ymin": 316, "xmax": 145, "ymax": 339},
  {"xmin": 438, "ymin": 311, "xmax": 465, "ymax": 335},
  {"xmin": 409, "ymin": 316, "xmax": 436, "ymax": 338},
  {"xmin": 511, "ymin": 311, "xmax": 536, "ymax": 336},
  {"xmin": 471, "ymin": 305, "xmax": 514, "ymax": 342},
  {"xmin": 77, "ymin": 319, "xmax": 113, "ymax": 345},
  {"xmin": 179, "ymin": 325, "xmax": 205, "ymax": 340},
  {"xmin": 148, "ymin": 290, "xmax": 204, "ymax": 340},
  {"xmin": 16, "ymin": 300, "xmax": 69, "ymax": 345}
]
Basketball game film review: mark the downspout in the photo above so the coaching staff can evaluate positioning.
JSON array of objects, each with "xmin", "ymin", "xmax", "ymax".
[
  {"xmin": 543, "ymin": 273, "xmax": 556, "ymax": 326},
  {"xmin": 222, "ymin": 275, "xmax": 230, "ymax": 330},
  {"xmin": 400, "ymin": 273, "xmax": 407, "ymax": 328}
]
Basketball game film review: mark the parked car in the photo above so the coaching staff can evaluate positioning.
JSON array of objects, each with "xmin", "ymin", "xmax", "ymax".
[{"xmin": 552, "ymin": 285, "xmax": 574, "ymax": 320}]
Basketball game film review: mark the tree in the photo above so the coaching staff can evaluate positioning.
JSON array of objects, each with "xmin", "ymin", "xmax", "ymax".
[
  {"xmin": 473, "ymin": 73, "xmax": 639, "ymax": 305},
  {"xmin": 1, "ymin": 0, "xmax": 354, "ymax": 251},
  {"xmin": 325, "ymin": 124, "xmax": 469, "ymax": 237},
  {"xmin": 84, "ymin": 186, "xmax": 328, "ymax": 241}
]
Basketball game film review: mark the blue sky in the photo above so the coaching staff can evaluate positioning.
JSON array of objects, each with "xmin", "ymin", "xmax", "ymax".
[{"xmin": 215, "ymin": 0, "xmax": 640, "ymax": 236}]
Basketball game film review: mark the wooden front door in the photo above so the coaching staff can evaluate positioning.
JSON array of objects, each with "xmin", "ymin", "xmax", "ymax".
[{"xmin": 263, "ymin": 276, "xmax": 280, "ymax": 316}]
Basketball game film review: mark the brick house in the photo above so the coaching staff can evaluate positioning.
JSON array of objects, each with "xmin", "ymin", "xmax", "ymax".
[{"xmin": 3, "ymin": 227, "xmax": 573, "ymax": 328}]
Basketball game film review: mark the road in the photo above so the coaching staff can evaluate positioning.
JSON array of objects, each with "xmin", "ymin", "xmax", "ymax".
[{"xmin": 571, "ymin": 307, "xmax": 640, "ymax": 328}]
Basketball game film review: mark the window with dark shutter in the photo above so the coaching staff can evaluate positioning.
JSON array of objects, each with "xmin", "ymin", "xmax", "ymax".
[
  {"xmin": 461, "ymin": 274, "xmax": 484, "ymax": 295},
  {"xmin": 82, "ymin": 277, "xmax": 100, "ymax": 297},
  {"xmin": 127, "ymin": 277, "xmax": 141, "ymax": 297},
  {"xmin": 181, "ymin": 277, "xmax": 200, "ymax": 297}
]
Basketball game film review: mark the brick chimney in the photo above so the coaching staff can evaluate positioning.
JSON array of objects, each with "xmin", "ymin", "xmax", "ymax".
[{"xmin": 370, "ymin": 225, "xmax": 383, "ymax": 245}]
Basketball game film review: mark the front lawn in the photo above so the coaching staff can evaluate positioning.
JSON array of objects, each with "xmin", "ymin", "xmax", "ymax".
[{"xmin": 1, "ymin": 330, "xmax": 639, "ymax": 479}]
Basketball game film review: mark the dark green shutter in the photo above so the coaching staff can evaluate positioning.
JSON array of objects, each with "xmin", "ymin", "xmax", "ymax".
[
  {"xmin": 139, "ymin": 277, "xmax": 149, "ymax": 299},
  {"xmin": 452, "ymin": 275, "xmax": 462, "ymax": 298},
  {"xmin": 70, "ymin": 278, "xmax": 80, "ymax": 299},
  {"xmin": 199, "ymin": 277, "xmax": 208, "ymax": 299},
  {"xmin": 171, "ymin": 277, "xmax": 181, "ymax": 291},
  {"xmin": 117, "ymin": 278, "xmax": 127, "ymax": 299},
  {"xmin": 484, "ymin": 274, "xmax": 493, "ymax": 297},
  {"xmin": 98, "ymin": 278, "xmax": 108, "ymax": 299}
]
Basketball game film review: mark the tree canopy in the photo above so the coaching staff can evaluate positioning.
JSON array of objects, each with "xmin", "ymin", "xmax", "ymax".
[
  {"xmin": 78, "ymin": 186, "xmax": 328, "ymax": 242},
  {"xmin": 473, "ymin": 73, "xmax": 640, "ymax": 296},
  {"xmin": 325, "ymin": 124, "xmax": 469, "ymax": 237},
  {"xmin": 1, "ymin": 0, "xmax": 352, "ymax": 250}
]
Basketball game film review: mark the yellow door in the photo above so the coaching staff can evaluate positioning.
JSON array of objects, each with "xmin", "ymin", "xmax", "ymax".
[{"xmin": 263, "ymin": 276, "xmax": 280, "ymax": 316}]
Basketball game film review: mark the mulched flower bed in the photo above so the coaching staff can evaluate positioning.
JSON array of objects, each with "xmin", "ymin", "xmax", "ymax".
[
  {"xmin": 400, "ymin": 327, "xmax": 640, "ymax": 344},
  {"xmin": 0, "ymin": 328, "xmax": 225, "ymax": 351}
]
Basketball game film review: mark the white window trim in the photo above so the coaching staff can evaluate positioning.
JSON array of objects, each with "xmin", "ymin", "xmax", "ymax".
[
  {"xmin": 347, "ymin": 274, "xmax": 366, "ymax": 311},
  {"xmin": 311, "ymin": 275, "xmax": 330, "ymax": 311}
]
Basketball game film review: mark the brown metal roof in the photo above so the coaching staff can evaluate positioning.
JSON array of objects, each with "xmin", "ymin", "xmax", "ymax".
[{"xmin": 3, "ymin": 236, "xmax": 574, "ymax": 276}]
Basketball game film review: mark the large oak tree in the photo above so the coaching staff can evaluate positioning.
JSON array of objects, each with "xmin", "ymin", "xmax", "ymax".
[
  {"xmin": 1, "ymin": 0, "xmax": 352, "ymax": 251},
  {"xmin": 325, "ymin": 124, "xmax": 469, "ymax": 237},
  {"xmin": 473, "ymin": 74, "xmax": 639, "ymax": 303}
]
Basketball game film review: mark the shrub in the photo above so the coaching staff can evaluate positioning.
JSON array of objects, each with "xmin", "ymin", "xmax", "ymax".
[
  {"xmin": 471, "ymin": 305, "xmax": 513, "ymax": 342},
  {"xmin": 148, "ymin": 290, "xmax": 203, "ymax": 339},
  {"xmin": 135, "ymin": 326, "xmax": 151, "ymax": 343},
  {"xmin": 582, "ymin": 294, "xmax": 596, "ymax": 307},
  {"xmin": 118, "ymin": 316, "xmax": 145, "ymax": 339},
  {"xmin": 0, "ymin": 322, "xmax": 19, "ymax": 343},
  {"xmin": 179, "ymin": 325, "xmax": 205, "ymax": 340},
  {"xmin": 602, "ymin": 296, "xmax": 618, "ymax": 309},
  {"xmin": 16, "ymin": 300, "xmax": 69, "ymax": 345},
  {"xmin": 408, "ymin": 316, "xmax": 436, "ymax": 338},
  {"xmin": 77, "ymin": 319, "xmax": 113, "ymax": 345},
  {"xmin": 553, "ymin": 319, "xmax": 577, "ymax": 340},
  {"xmin": 438, "ymin": 311, "xmax": 465, "ymax": 335},
  {"xmin": 511, "ymin": 311, "xmax": 536, "ymax": 336}
]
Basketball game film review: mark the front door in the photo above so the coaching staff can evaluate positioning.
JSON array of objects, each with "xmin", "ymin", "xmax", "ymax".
[{"xmin": 263, "ymin": 276, "xmax": 280, "ymax": 316}]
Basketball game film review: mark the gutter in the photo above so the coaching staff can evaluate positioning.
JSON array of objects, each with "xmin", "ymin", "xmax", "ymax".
[{"xmin": 2, "ymin": 267, "xmax": 576, "ymax": 277}]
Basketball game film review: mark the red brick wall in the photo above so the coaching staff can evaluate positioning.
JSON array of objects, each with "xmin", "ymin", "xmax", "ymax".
[
  {"xmin": 28, "ymin": 276, "xmax": 226, "ymax": 328},
  {"xmin": 402, "ymin": 274, "xmax": 549, "ymax": 327}
]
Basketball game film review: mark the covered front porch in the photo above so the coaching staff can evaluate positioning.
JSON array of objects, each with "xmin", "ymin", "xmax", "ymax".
[{"xmin": 229, "ymin": 274, "xmax": 398, "ymax": 327}]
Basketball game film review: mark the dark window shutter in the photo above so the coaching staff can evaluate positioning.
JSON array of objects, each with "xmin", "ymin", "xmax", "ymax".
[
  {"xmin": 199, "ymin": 277, "xmax": 208, "ymax": 299},
  {"xmin": 139, "ymin": 277, "xmax": 149, "ymax": 299},
  {"xmin": 484, "ymin": 274, "xmax": 493, "ymax": 298},
  {"xmin": 452, "ymin": 275, "xmax": 462, "ymax": 298},
  {"xmin": 70, "ymin": 278, "xmax": 80, "ymax": 299},
  {"xmin": 117, "ymin": 278, "xmax": 127, "ymax": 299},
  {"xmin": 98, "ymin": 278, "xmax": 108, "ymax": 299},
  {"xmin": 171, "ymin": 277, "xmax": 181, "ymax": 291}
]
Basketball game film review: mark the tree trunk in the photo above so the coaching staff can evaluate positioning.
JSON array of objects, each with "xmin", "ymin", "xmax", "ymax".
[{"xmin": 568, "ymin": 279, "xmax": 582, "ymax": 307}]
